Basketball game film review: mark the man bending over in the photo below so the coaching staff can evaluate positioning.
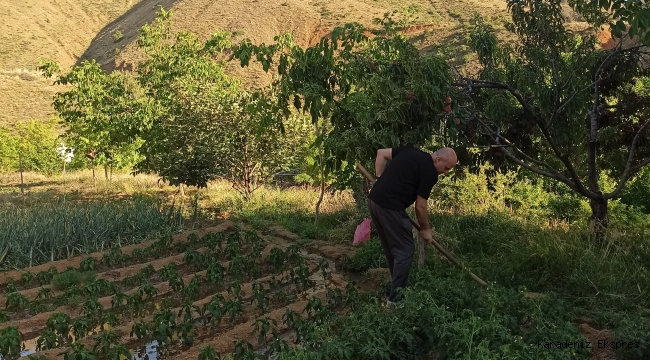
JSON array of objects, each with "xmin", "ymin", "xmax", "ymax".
[{"xmin": 367, "ymin": 146, "xmax": 457, "ymax": 305}]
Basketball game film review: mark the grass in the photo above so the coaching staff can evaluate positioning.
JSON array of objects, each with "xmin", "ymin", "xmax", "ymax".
[{"xmin": 1, "ymin": 169, "xmax": 648, "ymax": 358}]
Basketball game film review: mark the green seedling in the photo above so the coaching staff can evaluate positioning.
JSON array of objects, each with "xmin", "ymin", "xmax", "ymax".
[
  {"xmin": 150, "ymin": 308, "xmax": 176, "ymax": 346},
  {"xmin": 72, "ymin": 317, "xmax": 90, "ymax": 340},
  {"xmin": 198, "ymin": 346, "xmax": 223, "ymax": 360},
  {"xmin": 21, "ymin": 271, "xmax": 34, "ymax": 287},
  {"xmin": 251, "ymin": 281, "xmax": 269, "ymax": 313},
  {"xmin": 100, "ymin": 312, "xmax": 119, "ymax": 329},
  {"xmin": 0, "ymin": 311, "xmax": 10, "ymax": 323},
  {"xmin": 36, "ymin": 329, "xmax": 59, "ymax": 351},
  {"xmin": 204, "ymin": 294, "xmax": 225, "ymax": 325},
  {"xmin": 203, "ymin": 232, "xmax": 224, "ymax": 251},
  {"xmin": 36, "ymin": 287, "xmax": 54, "ymax": 301},
  {"xmin": 111, "ymin": 290, "xmax": 127, "ymax": 309},
  {"xmin": 188, "ymin": 232, "xmax": 200, "ymax": 245},
  {"xmin": 46, "ymin": 313, "xmax": 72, "ymax": 340},
  {"xmin": 0, "ymin": 326, "xmax": 22, "ymax": 359},
  {"xmin": 130, "ymin": 320, "xmax": 148, "ymax": 340},
  {"xmin": 168, "ymin": 273, "xmax": 185, "ymax": 292},
  {"xmin": 252, "ymin": 317, "xmax": 277, "ymax": 345},
  {"xmin": 6, "ymin": 292, "xmax": 28, "ymax": 312},
  {"xmin": 138, "ymin": 281, "xmax": 158, "ymax": 301},
  {"xmin": 267, "ymin": 247, "xmax": 285, "ymax": 273},
  {"xmin": 61, "ymin": 341, "xmax": 95, "ymax": 360},
  {"xmin": 29, "ymin": 300, "xmax": 47, "ymax": 315},
  {"xmin": 233, "ymin": 339, "xmax": 258, "ymax": 360},
  {"xmin": 81, "ymin": 297, "xmax": 104, "ymax": 320},
  {"xmin": 184, "ymin": 275, "xmax": 202, "ymax": 301},
  {"xmin": 93, "ymin": 330, "xmax": 120, "ymax": 356},
  {"xmin": 159, "ymin": 262, "xmax": 179, "ymax": 282},
  {"xmin": 206, "ymin": 260, "xmax": 225, "ymax": 285},
  {"xmin": 79, "ymin": 257, "xmax": 97, "ymax": 272},
  {"xmin": 5, "ymin": 279, "xmax": 17, "ymax": 294},
  {"xmin": 36, "ymin": 267, "xmax": 57, "ymax": 286}
]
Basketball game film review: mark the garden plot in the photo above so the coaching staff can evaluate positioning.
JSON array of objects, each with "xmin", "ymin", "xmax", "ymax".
[{"xmin": 0, "ymin": 221, "xmax": 355, "ymax": 359}]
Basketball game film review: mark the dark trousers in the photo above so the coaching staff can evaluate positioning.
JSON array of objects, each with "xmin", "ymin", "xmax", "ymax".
[{"xmin": 367, "ymin": 198, "xmax": 414, "ymax": 302}]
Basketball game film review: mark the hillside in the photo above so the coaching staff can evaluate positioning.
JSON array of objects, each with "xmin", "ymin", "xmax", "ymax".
[{"xmin": 0, "ymin": 0, "xmax": 594, "ymax": 127}]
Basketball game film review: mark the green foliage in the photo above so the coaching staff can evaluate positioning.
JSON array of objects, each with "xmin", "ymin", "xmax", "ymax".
[
  {"xmin": 0, "ymin": 326, "xmax": 22, "ymax": 359},
  {"xmin": 0, "ymin": 119, "xmax": 63, "ymax": 174},
  {"xmin": 0, "ymin": 197, "xmax": 176, "ymax": 269},
  {"xmin": 52, "ymin": 268, "xmax": 95, "ymax": 290},
  {"xmin": 463, "ymin": 1, "xmax": 650, "ymax": 228},
  {"xmin": 342, "ymin": 238, "xmax": 386, "ymax": 272},
  {"xmin": 232, "ymin": 14, "xmax": 455, "ymax": 190},
  {"xmin": 5, "ymin": 292, "xmax": 28, "ymax": 312}
]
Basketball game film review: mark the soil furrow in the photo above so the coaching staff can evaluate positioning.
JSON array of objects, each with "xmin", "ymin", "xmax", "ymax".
[
  {"xmin": 0, "ymin": 220, "xmax": 235, "ymax": 286},
  {"xmin": 24, "ymin": 262, "xmax": 322, "ymax": 359}
]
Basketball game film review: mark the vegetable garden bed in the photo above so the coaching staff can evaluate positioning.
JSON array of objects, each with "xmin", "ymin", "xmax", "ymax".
[{"xmin": 0, "ymin": 220, "xmax": 356, "ymax": 359}]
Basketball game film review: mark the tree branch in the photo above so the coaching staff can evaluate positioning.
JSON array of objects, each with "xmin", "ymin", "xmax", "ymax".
[
  {"xmin": 606, "ymin": 119, "xmax": 650, "ymax": 199},
  {"xmin": 455, "ymin": 77, "xmax": 595, "ymax": 198}
]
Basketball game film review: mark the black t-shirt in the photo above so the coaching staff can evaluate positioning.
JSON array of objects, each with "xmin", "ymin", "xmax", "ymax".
[{"xmin": 368, "ymin": 147, "xmax": 438, "ymax": 211}]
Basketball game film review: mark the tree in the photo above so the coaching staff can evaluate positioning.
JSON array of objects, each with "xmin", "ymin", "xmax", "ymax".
[
  {"xmin": 573, "ymin": 0, "xmax": 650, "ymax": 45},
  {"xmin": 215, "ymin": 90, "xmax": 311, "ymax": 198},
  {"xmin": 457, "ymin": 0, "xmax": 650, "ymax": 235},
  {"xmin": 232, "ymin": 14, "xmax": 456, "ymax": 206},
  {"xmin": 39, "ymin": 60, "xmax": 154, "ymax": 179},
  {"xmin": 132, "ymin": 7, "xmax": 239, "ymax": 188}
]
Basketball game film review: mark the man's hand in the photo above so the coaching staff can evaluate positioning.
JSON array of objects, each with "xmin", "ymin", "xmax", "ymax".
[{"xmin": 418, "ymin": 228, "xmax": 435, "ymax": 244}]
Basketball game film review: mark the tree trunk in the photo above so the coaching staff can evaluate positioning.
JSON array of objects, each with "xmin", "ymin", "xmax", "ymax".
[
  {"xmin": 589, "ymin": 193, "xmax": 608, "ymax": 241},
  {"xmin": 315, "ymin": 121, "xmax": 325, "ymax": 223},
  {"xmin": 104, "ymin": 165, "xmax": 109, "ymax": 181}
]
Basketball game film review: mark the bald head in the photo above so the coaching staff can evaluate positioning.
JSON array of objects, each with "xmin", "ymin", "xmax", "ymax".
[{"xmin": 432, "ymin": 147, "xmax": 457, "ymax": 175}]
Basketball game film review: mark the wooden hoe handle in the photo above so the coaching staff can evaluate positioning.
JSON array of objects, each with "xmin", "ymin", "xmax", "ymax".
[{"xmin": 356, "ymin": 162, "xmax": 488, "ymax": 288}]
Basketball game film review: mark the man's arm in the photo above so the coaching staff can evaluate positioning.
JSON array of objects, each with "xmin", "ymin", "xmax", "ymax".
[
  {"xmin": 375, "ymin": 148, "xmax": 392, "ymax": 177},
  {"xmin": 415, "ymin": 195, "xmax": 434, "ymax": 243}
]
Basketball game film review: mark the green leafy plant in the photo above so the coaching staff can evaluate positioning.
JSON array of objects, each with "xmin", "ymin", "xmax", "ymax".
[
  {"xmin": 36, "ymin": 287, "xmax": 54, "ymax": 301},
  {"xmin": 36, "ymin": 329, "xmax": 59, "ymax": 351},
  {"xmin": 267, "ymin": 247, "xmax": 285, "ymax": 273},
  {"xmin": 5, "ymin": 292, "xmax": 28, "ymax": 312},
  {"xmin": 150, "ymin": 308, "xmax": 176, "ymax": 345},
  {"xmin": 79, "ymin": 257, "xmax": 97, "ymax": 272},
  {"xmin": 0, "ymin": 311, "xmax": 10, "ymax": 323},
  {"xmin": 198, "ymin": 346, "xmax": 223, "ymax": 360},
  {"xmin": 46, "ymin": 313, "xmax": 72, "ymax": 341},
  {"xmin": 203, "ymin": 232, "xmax": 224, "ymax": 251},
  {"xmin": 130, "ymin": 320, "xmax": 148, "ymax": 340},
  {"xmin": 5, "ymin": 279, "xmax": 17, "ymax": 294},
  {"xmin": 52, "ymin": 267, "xmax": 95, "ymax": 290},
  {"xmin": 61, "ymin": 341, "xmax": 96, "ymax": 360},
  {"xmin": 204, "ymin": 294, "xmax": 225, "ymax": 325},
  {"xmin": 21, "ymin": 271, "xmax": 34, "ymax": 287},
  {"xmin": 251, "ymin": 281, "xmax": 269, "ymax": 313},
  {"xmin": 252, "ymin": 317, "xmax": 277, "ymax": 345},
  {"xmin": 36, "ymin": 268, "xmax": 56, "ymax": 286},
  {"xmin": 233, "ymin": 339, "xmax": 259, "ymax": 360},
  {"xmin": 0, "ymin": 326, "xmax": 22, "ymax": 359},
  {"xmin": 206, "ymin": 260, "xmax": 225, "ymax": 285},
  {"xmin": 72, "ymin": 317, "xmax": 90, "ymax": 340}
]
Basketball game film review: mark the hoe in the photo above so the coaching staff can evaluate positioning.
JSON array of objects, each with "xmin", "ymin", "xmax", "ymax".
[{"xmin": 356, "ymin": 162, "xmax": 488, "ymax": 288}]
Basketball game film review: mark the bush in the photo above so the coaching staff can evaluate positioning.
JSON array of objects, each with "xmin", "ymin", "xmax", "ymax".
[{"xmin": 342, "ymin": 238, "xmax": 386, "ymax": 272}]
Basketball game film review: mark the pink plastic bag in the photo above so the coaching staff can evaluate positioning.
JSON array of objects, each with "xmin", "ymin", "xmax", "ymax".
[{"xmin": 353, "ymin": 218, "xmax": 372, "ymax": 245}]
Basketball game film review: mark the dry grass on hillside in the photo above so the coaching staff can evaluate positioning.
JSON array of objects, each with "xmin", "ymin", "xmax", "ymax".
[
  {"xmin": 0, "ymin": 0, "xmax": 598, "ymax": 127},
  {"xmin": 0, "ymin": 70, "xmax": 65, "ymax": 128}
]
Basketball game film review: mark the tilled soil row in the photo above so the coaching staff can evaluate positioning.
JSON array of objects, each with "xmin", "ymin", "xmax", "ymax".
[
  {"xmin": 0, "ymin": 220, "xmax": 236, "ymax": 287},
  {"xmin": 170, "ymin": 271, "xmax": 349, "ymax": 359},
  {"xmin": 26, "ymin": 262, "xmax": 322, "ymax": 359},
  {"xmin": 5, "ymin": 239, "xmax": 288, "ymax": 335},
  {"xmin": 0, "ymin": 248, "xmax": 206, "ymax": 306}
]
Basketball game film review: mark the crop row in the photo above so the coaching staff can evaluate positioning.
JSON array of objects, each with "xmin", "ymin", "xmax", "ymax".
[{"xmin": 0, "ymin": 234, "xmax": 335, "ymax": 359}]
